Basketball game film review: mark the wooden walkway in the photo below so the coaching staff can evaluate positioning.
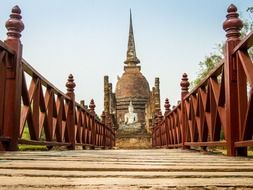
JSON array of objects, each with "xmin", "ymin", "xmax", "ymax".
[{"xmin": 0, "ymin": 149, "xmax": 253, "ymax": 189}]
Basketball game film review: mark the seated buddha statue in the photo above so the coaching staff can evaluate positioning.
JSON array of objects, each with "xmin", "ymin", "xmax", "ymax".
[{"xmin": 124, "ymin": 101, "xmax": 138, "ymax": 124}]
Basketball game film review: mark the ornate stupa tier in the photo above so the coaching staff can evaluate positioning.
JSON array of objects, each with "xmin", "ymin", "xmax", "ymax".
[{"xmin": 116, "ymin": 97, "xmax": 149, "ymax": 110}]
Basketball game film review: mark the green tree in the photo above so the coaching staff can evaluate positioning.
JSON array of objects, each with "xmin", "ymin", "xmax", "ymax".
[
  {"xmin": 191, "ymin": 12, "xmax": 253, "ymax": 87},
  {"xmin": 192, "ymin": 53, "xmax": 223, "ymax": 86}
]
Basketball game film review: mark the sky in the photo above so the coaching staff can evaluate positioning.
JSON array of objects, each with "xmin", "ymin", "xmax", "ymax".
[{"xmin": 0, "ymin": 0, "xmax": 252, "ymax": 115}]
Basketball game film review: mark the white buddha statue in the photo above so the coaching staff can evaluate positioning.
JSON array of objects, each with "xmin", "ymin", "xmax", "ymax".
[{"xmin": 124, "ymin": 101, "xmax": 138, "ymax": 124}]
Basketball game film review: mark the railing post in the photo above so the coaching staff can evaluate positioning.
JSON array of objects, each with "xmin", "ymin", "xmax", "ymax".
[
  {"xmin": 2, "ymin": 6, "xmax": 24, "ymax": 150},
  {"xmin": 164, "ymin": 98, "xmax": 170, "ymax": 146},
  {"xmin": 65, "ymin": 74, "xmax": 76, "ymax": 150},
  {"xmin": 223, "ymin": 4, "xmax": 245, "ymax": 156},
  {"xmin": 180, "ymin": 73, "xmax": 189, "ymax": 149},
  {"xmin": 89, "ymin": 99, "xmax": 96, "ymax": 149},
  {"xmin": 164, "ymin": 98, "xmax": 171, "ymax": 116},
  {"xmin": 80, "ymin": 100, "xmax": 87, "ymax": 149}
]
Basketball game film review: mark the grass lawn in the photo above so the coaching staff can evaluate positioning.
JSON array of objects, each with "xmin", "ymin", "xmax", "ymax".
[{"xmin": 18, "ymin": 126, "xmax": 47, "ymax": 151}]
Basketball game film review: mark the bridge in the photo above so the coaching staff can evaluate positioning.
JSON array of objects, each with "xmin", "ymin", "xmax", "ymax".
[
  {"xmin": 0, "ymin": 4, "xmax": 253, "ymax": 189},
  {"xmin": 1, "ymin": 149, "xmax": 253, "ymax": 189}
]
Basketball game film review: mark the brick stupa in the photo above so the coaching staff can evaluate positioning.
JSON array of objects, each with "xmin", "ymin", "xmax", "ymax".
[{"xmin": 103, "ymin": 10, "xmax": 161, "ymax": 148}]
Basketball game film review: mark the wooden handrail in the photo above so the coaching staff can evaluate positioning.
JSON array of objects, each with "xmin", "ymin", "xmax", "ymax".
[
  {"xmin": 0, "ymin": 40, "xmax": 15, "ymax": 55},
  {"xmin": 22, "ymin": 59, "xmax": 71, "ymax": 101},
  {"xmin": 232, "ymin": 30, "xmax": 253, "ymax": 54},
  {"xmin": 184, "ymin": 60, "xmax": 224, "ymax": 100}
]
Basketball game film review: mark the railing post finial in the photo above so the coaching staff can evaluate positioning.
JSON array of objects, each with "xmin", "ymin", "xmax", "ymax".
[
  {"xmin": 5, "ymin": 5, "xmax": 24, "ymax": 41},
  {"xmin": 223, "ymin": 4, "xmax": 243, "ymax": 39},
  {"xmin": 89, "ymin": 99, "xmax": 96, "ymax": 115},
  {"xmin": 180, "ymin": 73, "xmax": 189, "ymax": 95},
  {"xmin": 66, "ymin": 74, "xmax": 76, "ymax": 97},
  {"xmin": 164, "ymin": 98, "xmax": 171, "ymax": 116}
]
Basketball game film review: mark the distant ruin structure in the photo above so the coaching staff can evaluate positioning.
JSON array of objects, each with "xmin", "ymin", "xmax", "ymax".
[{"xmin": 103, "ymin": 11, "xmax": 161, "ymax": 148}]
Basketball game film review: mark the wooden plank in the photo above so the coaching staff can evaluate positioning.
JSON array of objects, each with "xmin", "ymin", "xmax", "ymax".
[{"xmin": 0, "ymin": 149, "xmax": 253, "ymax": 189}]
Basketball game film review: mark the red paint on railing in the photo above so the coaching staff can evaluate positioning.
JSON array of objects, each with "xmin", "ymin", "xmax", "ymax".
[
  {"xmin": 152, "ymin": 4, "xmax": 253, "ymax": 157},
  {"xmin": 0, "ymin": 6, "xmax": 115, "ymax": 151}
]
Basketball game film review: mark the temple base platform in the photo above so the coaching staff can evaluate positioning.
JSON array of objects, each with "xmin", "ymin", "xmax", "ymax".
[{"xmin": 115, "ymin": 122, "xmax": 151, "ymax": 149}]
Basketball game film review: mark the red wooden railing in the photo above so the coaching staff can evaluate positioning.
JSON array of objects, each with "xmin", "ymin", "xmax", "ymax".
[
  {"xmin": 0, "ymin": 6, "xmax": 115, "ymax": 151},
  {"xmin": 153, "ymin": 4, "xmax": 253, "ymax": 156}
]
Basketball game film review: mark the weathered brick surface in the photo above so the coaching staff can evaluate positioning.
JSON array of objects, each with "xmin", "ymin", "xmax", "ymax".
[{"xmin": 115, "ymin": 67, "xmax": 150, "ymax": 99}]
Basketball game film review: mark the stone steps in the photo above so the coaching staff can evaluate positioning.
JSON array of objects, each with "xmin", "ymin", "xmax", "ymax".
[{"xmin": 0, "ymin": 149, "xmax": 253, "ymax": 189}]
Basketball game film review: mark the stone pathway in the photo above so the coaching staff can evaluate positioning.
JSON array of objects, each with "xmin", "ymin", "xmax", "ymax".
[{"xmin": 0, "ymin": 149, "xmax": 253, "ymax": 189}]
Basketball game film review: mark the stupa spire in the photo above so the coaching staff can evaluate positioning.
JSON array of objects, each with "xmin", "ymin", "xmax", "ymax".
[{"xmin": 124, "ymin": 9, "xmax": 140, "ymax": 66}]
